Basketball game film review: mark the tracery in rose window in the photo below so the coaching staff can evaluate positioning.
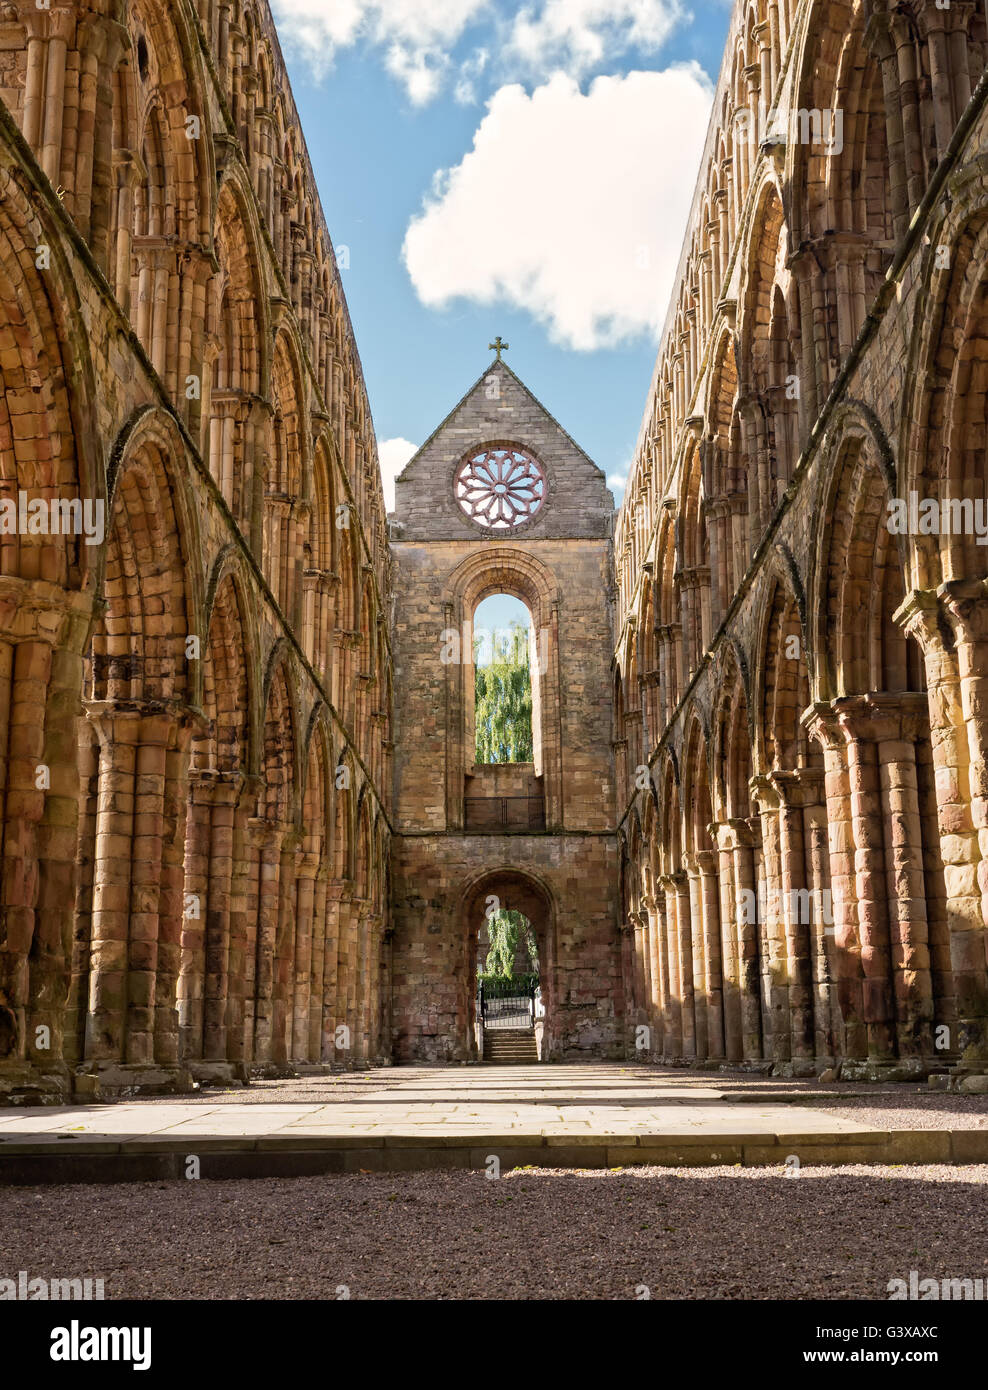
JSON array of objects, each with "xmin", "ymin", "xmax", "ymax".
[{"xmin": 454, "ymin": 446, "xmax": 546, "ymax": 529}]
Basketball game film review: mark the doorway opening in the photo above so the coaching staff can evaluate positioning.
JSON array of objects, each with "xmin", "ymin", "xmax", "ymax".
[
  {"xmin": 478, "ymin": 905, "xmax": 540, "ymax": 1036},
  {"xmin": 477, "ymin": 905, "xmax": 542, "ymax": 1063},
  {"xmin": 463, "ymin": 870, "xmax": 553, "ymax": 1063}
]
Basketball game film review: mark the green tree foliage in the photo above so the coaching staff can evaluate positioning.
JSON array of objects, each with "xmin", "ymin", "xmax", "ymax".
[
  {"xmin": 483, "ymin": 909, "xmax": 539, "ymax": 980},
  {"xmin": 475, "ymin": 622, "xmax": 533, "ymax": 763}
]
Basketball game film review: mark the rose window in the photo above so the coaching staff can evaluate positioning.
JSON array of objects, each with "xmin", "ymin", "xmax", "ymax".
[{"xmin": 454, "ymin": 447, "xmax": 546, "ymax": 528}]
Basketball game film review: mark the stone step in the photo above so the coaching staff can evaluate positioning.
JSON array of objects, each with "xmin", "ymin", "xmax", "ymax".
[{"xmin": 484, "ymin": 1031, "xmax": 539, "ymax": 1065}]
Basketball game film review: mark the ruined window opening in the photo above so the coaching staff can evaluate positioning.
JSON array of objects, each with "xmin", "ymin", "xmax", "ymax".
[{"xmin": 471, "ymin": 594, "xmax": 535, "ymax": 766}]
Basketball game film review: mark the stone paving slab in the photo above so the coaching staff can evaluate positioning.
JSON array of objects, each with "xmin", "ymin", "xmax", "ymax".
[{"xmin": 0, "ymin": 1063, "xmax": 984, "ymax": 1180}]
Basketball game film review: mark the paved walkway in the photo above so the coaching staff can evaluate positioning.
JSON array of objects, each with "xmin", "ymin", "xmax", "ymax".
[{"xmin": 0, "ymin": 1064, "xmax": 982, "ymax": 1179}]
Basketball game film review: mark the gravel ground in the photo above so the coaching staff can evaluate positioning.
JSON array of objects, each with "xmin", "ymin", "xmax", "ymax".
[
  {"xmin": 4, "ymin": 1164, "xmax": 988, "ymax": 1300},
  {"xmin": 816, "ymin": 1094, "xmax": 988, "ymax": 1129}
]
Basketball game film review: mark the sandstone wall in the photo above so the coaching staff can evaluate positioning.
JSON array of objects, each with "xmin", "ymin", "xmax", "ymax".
[
  {"xmin": 613, "ymin": 0, "xmax": 988, "ymax": 1081},
  {"xmin": 390, "ymin": 359, "xmax": 623, "ymax": 1060},
  {"xmin": 0, "ymin": 0, "xmax": 393, "ymax": 1100}
]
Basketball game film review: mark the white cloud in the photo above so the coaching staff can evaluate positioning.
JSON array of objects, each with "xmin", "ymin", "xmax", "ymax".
[
  {"xmin": 271, "ymin": 0, "xmax": 686, "ymax": 102},
  {"xmin": 378, "ymin": 437, "xmax": 419, "ymax": 510},
  {"xmin": 271, "ymin": 0, "xmax": 488, "ymax": 101},
  {"xmin": 508, "ymin": 0, "xmax": 684, "ymax": 80},
  {"xmin": 403, "ymin": 67, "xmax": 713, "ymax": 351},
  {"xmin": 607, "ymin": 473, "xmax": 628, "ymax": 495},
  {"xmin": 454, "ymin": 49, "xmax": 489, "ymax": 106}
]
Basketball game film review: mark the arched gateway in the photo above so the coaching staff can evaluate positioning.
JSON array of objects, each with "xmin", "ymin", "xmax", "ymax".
[
  {"xmin": 389, "ymin": 355, "xmax": 624, "ymax": 1061},
  {"xmin": 463, "ymin": 869, "xmax": 553, "ymax": 1060}
]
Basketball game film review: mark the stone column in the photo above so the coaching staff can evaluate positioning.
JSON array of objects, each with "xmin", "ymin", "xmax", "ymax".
[
  {"xmin": 178, "ymin": 247, "xmax": 214, "ymax": 439},
  {"xmin": 888, "ymin": 7, "xmax": 930, "ymax": 218},
  {"xmin": 743, "ymin": 64, "xmax": 760, "ymax": 184},
  {"xmin": 672, "ymin": 868, "xmax": 696, "ymax": 1059},
  {"xmin": 223, "ymin": 774, "xmax": 258, "ymax": 1068},
  {"xmin": 272, "ymin": 831, "xmax": 302, "ymax": 1063},
  {"xmin": 365, "ymin": 910, "xmax": 383, "ymax": 1061},
  {"xmin": 21, "ymin": 17, "xmax": 48, "ymax": 154},
  {"xmin": 937, "ymin": 582, "xmax": 988, "ymax": 1063},
  {"xmin": 248, "ymin": 400, "xmax": 272, "ymax": 560},
  {"xmin": 149, "ymin": 246, "xmax": 174, "ymax": 381},
  {"xmin": 677, "ymin": 571, "xmax": 696, "ymax": 679},
  {"xmin": 640, "ymin": 904, "xmax": 654, "ymax": 1042},
  {"xmin": 39, "ymin": 7, "xmax": 75, "ymax": 186},
  {"xmin": 789, "ymin": 252, "xmax": 825, "ymax": 428},
  {"xmin": 256, "ymin": 108, "xmax": 276, "ymax": 232},
  {"xmin": 110, "ymin": 152, "xmax": 142, "ymax": 319},
  {"xmin": 641, "ymin": 670, "xmax": 661, "ymax": 761},
  {"xmin": 657, "ymin": 623, "xmax": 682, "ymax": 723},
  {"xmin": 618, "ymin": 922, "xmax": 635, "ymax": 1052},
  {"xmin": 78, "ymin": 13, "xmax": 127, "ymax": 271},
  {"xmin": 203, "ymin": 772, "xmax": 248, "ymax": 1070},
  {"xmin": 736, "ymin": 396, "xmax": 763, "ymax": 550},
  {"xmin": 804, "ymin": 704, "xmax": 867, "ymax": 1062},
  {"xmin": 772, "ymin": 769, "xmax": 826, "ymax": 1073},
  {"xmin": 699, "ymin": 849, "xmax": 724, "ymax": 1059},
  {"xmin": 683, "ymin": 854, "xmax": 708, "ymax": 1059},
  {"xmin": 844, "ymin": 722, "xmax": 893, "ymax": 1058},
  {"xmin": 658, "ymin": 875, "xmax": 683, "ymax": 1058},
  {"xmin": 379, "ymin": 923, "xmax": 395, "ymax": 1061},
  {"xmin": 802, "ymin": 793, "xmax": 840, "ymax": 1064},
  {"xmin": 353, "ymin": 900, "xmax": 371, "ymax": 1062},
  {"xmin": 320, "ymin": 881, "xmax": 344, "ymax": 1062},
  {"xmin": 749, "ymin": 774, "xmax": 791, "ymax": 1066},
  {"xmin": 835, "ymin": 694, "xmax": 935, "ymax": 1069},
  {"xmin": 706, "ymin": 496, "xmax": 729, "ymax": 629},
  {"xmin": 0, "ymin": 581, "xmax": 91, "ymax": 1099},
  {"xmin": 303, "ymin": 568, "xmax": 338, "ymax": 681},
  {"xmin": 292, "ymin": 847, "xmax": 319, "ymax": 1062},
  {"xmin": 334, "ymin": 886, "xmax": 356, "ymax": 1065},
  {"xmin": 634, "ymin": 907, "xmax": 650, "ymax": 1032},
  {"xmin": 82, "ymin": 701, "xmax": 197, "ymax": 1078},
  {"xmin": 247, "ymin": 819, "xmax": 286, "ymax": 1065},
  {"xmin": 644, "ymin": 892, "xmax": 664, "ymax": 1056},
  {"xmin": 178, "ymin": 770, "xmax": 211, "ymax": 1063},
  {"xmin": 913, "ymin": 0, "xmax": 977, "ymax": 161},
  {"xmin": 306, "ymin": 867, "xmax": 329, "ymax": 1061},
  {"xmin": 877, "ymin": 724, "xmax": 934, "ymax": 1061},
  {"xmin": 726, "ymin": 816, "xmax": 762, "ymax": 1061},
  {"xmin": 713, "ymin": 187, "xmax": 729, "ymax": 284},
  {"xmin": 263, "ymin": 494, "xmax": 290, "ymax": 612},
  {"xmin": 897, "ymin": 592, "xmax": 961, "ymax": 1052},
  {"xmin": 865, "ymin": 7, "xmax": 912, "ymax": 239},
  {"xmin": 712, "ymin": 821, "xmax": 743, "ymax": 1062},
  {"xmin": 332, "ymin": 629, "xmax": 360, "ymax": 728}
]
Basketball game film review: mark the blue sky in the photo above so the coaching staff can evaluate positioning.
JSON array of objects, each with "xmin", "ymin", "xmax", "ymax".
[
  {"xmin": 272, "ymin": 1, "xmax": 734, "ymax": 506},
  {"xmin": 475, "ymin": 593, "xmax": 530, "ymax": 655}
]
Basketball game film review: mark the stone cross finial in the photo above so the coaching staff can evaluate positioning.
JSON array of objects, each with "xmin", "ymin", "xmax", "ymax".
[{"xmin": 489, "ymin": 336, "xmax": 509, "ymax": 361}]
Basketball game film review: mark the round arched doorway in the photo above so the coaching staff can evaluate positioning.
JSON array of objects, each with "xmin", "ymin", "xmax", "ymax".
[{"xmin": 459, "ymin": 869, "xmax": 556, "ymax": 1062}]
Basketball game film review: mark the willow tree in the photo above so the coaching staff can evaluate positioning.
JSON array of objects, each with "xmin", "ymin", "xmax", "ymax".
[
  {"xmin": 475, "ymin": 621, "xmax": 533, "ymax": 763},
  {"xmin": 484, "ymin": 909, "xmax": 539, "ymax": 979}
]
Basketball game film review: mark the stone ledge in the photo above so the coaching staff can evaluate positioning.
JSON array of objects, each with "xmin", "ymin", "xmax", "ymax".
[
  {"xmin": 0, "ymin": 1126, "xmax": 986, "ymax": 1182},
  {"xmin": 257, "ymin": 1134, "xmax": 386, "ymax": 1151},
  {"xmin": 71, "ymin": 1064, "xmax": 196, "ymax": 1101}
]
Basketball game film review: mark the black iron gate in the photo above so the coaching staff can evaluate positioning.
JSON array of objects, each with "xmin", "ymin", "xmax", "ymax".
[{"xmin": 479, "ymin": 979, "xmax": 537, "ymax": 1031}]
